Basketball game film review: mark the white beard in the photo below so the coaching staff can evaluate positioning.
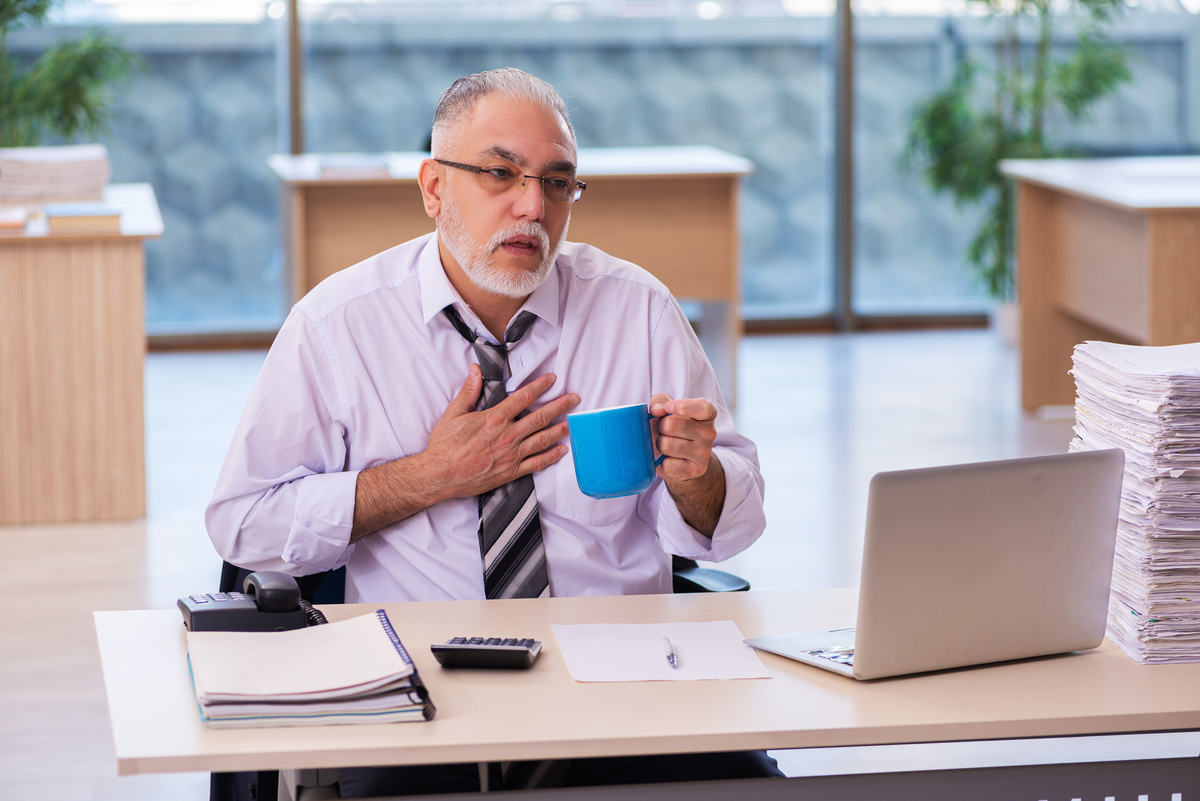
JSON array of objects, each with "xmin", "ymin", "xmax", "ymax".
[{"xmin": 439, "ymin": 196, "xmax": 566, "ymax": 299}]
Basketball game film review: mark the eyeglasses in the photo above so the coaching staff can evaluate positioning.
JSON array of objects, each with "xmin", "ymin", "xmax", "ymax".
[{"xmin": 435, "ymin": 158, "xmax": 587, "ymax": 203}]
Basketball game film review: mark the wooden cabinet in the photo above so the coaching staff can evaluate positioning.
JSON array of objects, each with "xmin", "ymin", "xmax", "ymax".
[{"xmin": 0, "ymin": 184, "xmax": 163, "ymax": 523}]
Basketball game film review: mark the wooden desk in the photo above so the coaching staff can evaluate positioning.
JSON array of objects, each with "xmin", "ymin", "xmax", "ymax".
[
  {"xmin": 0, "ymin": 184, "xmax": 163, "ymax": 524},
  {"xmin": 95, "ymin": 588, "xmax": 1200, "ymax": 780},
  {"xmin": 268, "ymin": 147, "xmax": 753, "ymax": 404},
  {"xmin": 1000, "ymin": 157, "xmax": 1200, "ymax": 411}
]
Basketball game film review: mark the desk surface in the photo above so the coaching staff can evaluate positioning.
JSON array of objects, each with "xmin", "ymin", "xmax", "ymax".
[
  {"xmin": 94, "ymin": 589, "xmax": 1200, "ymax": 777},
  {"xmin": 1000, "ymin": 156, "xmax": 1200, "ymax": 212},
  {"xmin": 268, "ymin": 146, "xmax": 754, "ymax": 185},
  {"xmin": 0, "ymin": 183, "xmax": 164, "ymax": 240}
]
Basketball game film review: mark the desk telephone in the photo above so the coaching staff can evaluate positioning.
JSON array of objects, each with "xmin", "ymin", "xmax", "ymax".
[
  {"xmin": 178, "ymin": 571, "xmax": 328, "ymax": 632},
  {"xmin": 179, "ymin": 571, "xmax": 542, "ymax": 667}
]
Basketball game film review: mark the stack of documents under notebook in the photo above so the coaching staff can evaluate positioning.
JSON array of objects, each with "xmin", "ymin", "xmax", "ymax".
[
  {"xmin": 1069, "ymin": 340, "xmax": 1200, "ymax": 664},
  {"xmin": 186, "ymin": 609, "xmax": 436, "ymax": 728},
  {"xmin": 0, "ymin": 144, "xmax": 111, "ymax": 205}
]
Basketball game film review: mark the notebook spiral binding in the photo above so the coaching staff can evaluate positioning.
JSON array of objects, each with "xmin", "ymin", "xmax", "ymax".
[{"xmin": 375, "ymin": 609, "xmax": 437, "ymax": 720}]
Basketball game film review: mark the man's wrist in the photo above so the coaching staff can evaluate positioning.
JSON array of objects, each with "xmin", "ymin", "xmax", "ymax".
[
  {"xmin": 351, "ymin": 450, "xmax": 448, "ymax": 541},
  {"xmin": 665, "ymin": 453, "xmax": 722, "ymax": 491},
  {"xmin": 664, "ymin": 454, "xmax": 726, "ymax": 537},
  {"xmin": 400, "ymin": 449, "xmax": 451, "ymax": 509}
]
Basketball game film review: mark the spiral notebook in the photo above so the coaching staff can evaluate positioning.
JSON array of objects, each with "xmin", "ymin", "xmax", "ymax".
[{"xmin": 186, "ymin": 609, "xmax": 436, "ymax": 727}]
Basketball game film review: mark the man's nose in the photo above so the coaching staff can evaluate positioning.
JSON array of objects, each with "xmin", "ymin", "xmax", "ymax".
[{"xmin": 512, "ymin": 176, "xmax": 546, "ymax": 219}]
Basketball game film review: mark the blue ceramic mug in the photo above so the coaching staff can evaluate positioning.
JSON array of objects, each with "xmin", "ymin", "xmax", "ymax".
[{"xmin": 567, "ymin": 403, "xmax": 665, "ymax": 499}]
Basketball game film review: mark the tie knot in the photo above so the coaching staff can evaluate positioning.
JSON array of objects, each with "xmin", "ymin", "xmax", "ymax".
[
  {"xmin": 443, "ymin": 306, "xmax": 539, "ymax": 386},
  {"xmin": 443, "ymin": 306, "xmax": 538, "ymax": 349}
]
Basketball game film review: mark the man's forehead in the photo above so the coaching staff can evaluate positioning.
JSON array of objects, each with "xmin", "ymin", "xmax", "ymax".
[{"xmin": 459, "ymin": 94, "xmax": 576, "ymax": 167}]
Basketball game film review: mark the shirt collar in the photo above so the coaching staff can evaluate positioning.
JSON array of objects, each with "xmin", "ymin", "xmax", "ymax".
[{"xmin": 418, "ymin": 232, "xmax": 562, "ymax": 340}]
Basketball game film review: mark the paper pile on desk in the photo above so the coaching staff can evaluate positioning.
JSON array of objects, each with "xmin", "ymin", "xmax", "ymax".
[
  {"xmin": 185, "ymin": 609, "xmax": 436, "ymax": 727},
  {"xmin": 0, "ymin": 144, "xmax": 110, "ymax": 204},
  {"xmin": 1070, "ymin": 340, "xmax": 1200, "ymax": 663}
]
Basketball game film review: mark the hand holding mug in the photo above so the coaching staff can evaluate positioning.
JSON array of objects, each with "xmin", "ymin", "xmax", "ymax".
[{"xmin": 648, "ymin": 394, "xmax": 718, "ymax": 481}]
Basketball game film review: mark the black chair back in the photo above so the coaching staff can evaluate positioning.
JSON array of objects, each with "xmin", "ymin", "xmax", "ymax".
[{"xmin": 218, "ymin": 562, "xmax": 346, "ymax": 604}]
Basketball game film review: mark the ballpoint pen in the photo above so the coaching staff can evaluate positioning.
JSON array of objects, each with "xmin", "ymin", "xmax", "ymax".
[{"xmin": 662, "ymin": 636, "xmax": 679, "ymax": 669}]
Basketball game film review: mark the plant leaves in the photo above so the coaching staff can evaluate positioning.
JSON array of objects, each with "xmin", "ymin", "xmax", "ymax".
[
  {"xmin": 901, "ymin": 0, "xmax": 1132, "ymax": 299},
  {"xmin": 0, "ymin": 8, "xmax": 139, "ymax": 147}
]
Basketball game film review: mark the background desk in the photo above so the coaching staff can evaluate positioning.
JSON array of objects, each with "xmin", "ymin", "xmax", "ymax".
[
  {"xmin": 0, "ymin": 184, "xmax": 163, "ymax": 524},
  {"xmin": 268, "ymin": 146, "xmax": 753, "ymax": 404},
  {"xmin": 1000, "ymin": 157, "xmax": 1200, "ymax": 411},
  {"xmin": 96, "ymin": 588, "xmax": 1200, "ymax": 784}
]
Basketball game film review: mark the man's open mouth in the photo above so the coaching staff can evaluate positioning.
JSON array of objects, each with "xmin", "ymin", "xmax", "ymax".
[{"xmin": 502, "ymin": 236, "xmax": 540, "ymax": 252}]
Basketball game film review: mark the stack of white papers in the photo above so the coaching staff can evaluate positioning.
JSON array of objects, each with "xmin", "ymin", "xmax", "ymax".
[
  {"xmin": 0, "ymin": 144, "xmax": 111, "ymax": 205},
  {"xmin": 185, "ymin": 609, "xmax": 436, "ymax": 728},
  {"xmin": 1070, "ymin": 340, "xmax": 1200, "ymax": 663}
]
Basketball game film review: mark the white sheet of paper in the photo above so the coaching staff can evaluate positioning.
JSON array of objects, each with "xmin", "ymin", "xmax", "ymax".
[{"xmin": 550, "ymin": 620, "xmax": 771, "ymax": 682}]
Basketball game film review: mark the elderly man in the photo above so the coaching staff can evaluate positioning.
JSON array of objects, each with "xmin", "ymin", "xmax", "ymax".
[{"xmin": 206, "ymin": 68, "xmax": 778, "ymax": 793}]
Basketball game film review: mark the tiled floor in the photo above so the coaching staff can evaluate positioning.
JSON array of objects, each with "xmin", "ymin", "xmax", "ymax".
[{"xmin": 2, "ymin": 329, "xmax": 1135, "ymax": 800}]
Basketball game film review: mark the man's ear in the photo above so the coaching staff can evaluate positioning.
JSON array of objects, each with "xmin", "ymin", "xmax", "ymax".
[{"xmin": 418, "ymin": 158, "xmax": 443, "ymax": 219}]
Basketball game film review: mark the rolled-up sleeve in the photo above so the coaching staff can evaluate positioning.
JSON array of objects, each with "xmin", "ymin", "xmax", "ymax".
[
  {"xmin": 639, "ymin": 298, "xmax": 766, "ymax": 562},
  {"xmin": 204, "ymin": 309, "xmax": 357, "ymax": 576},
  {"xmin": 644, "ymin": 446, "xmax": 767, "ymax": 561}
]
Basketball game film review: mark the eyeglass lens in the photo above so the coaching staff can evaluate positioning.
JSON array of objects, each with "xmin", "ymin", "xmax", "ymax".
[{"xmin": 479, "ymin": 168, "xmax": 581, "ymax": 203}]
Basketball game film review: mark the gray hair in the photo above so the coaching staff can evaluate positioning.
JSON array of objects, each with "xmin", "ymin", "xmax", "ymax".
[{"xmin": 430, "ymin": 68, "xmax": 575, "ymax": 157}]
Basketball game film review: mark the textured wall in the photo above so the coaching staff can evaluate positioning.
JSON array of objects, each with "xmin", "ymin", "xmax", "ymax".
[{"xmin": 11, "ymin": 15, "xmax": 1196, "ymax": 332}]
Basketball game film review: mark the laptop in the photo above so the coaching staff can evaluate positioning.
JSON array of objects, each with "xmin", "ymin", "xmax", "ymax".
[{"xmin": 744, "ymin": 449, "xmax": 1125, "ymax": 680}]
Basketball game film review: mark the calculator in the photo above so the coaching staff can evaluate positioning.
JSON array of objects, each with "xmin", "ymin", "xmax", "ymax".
[{"xmin": 431, "ymin": 637, "xmax": 543, "ymax": 669}]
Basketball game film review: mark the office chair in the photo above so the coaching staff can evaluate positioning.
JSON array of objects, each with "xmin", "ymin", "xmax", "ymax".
[
  {"xmin": 210, "ymin": 556, "xmax": 746, "ymax": 801},
  {"xmin": 671, "ymin": 555, "xmax": 749, "ymax": 593},
  {"xmin": 218, "ymin": 560, "xmax": 346, "ymax": 606}
]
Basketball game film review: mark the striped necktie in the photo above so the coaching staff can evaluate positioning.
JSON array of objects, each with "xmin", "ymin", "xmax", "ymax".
[{"xmin": 443, "ymin": 305, "xmax": 550, "ymax": 599}]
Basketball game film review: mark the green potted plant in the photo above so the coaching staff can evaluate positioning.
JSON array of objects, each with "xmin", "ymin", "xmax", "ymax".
[
  {"xmin": 904, "ymin": 0, "xmax": 1132, "ymax": 306},
  {"xmin": 0, "ymin": 0, "xmax": 138, "ymax": 147}
]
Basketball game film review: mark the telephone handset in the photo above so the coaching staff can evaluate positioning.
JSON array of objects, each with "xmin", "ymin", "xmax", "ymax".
[{"xmin": 178, "ymin": 570, "xmax": 327, "ymax": 632}]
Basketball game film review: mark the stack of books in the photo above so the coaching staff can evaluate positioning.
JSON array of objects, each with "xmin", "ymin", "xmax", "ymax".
[
  {"xmin": 44, "ymin": 201, "xmax": 122, "ymax": 234},
  {"xmin": 0, "ymin": 144, "xmax": 111, "ymax": 205},
  {"xmin": 1070, "ymin": 339, "xmax": 1200, "ymax": 663},
  {"xmin": 186, "ymin": 608, "xmax": 436, "ymax": 728}
]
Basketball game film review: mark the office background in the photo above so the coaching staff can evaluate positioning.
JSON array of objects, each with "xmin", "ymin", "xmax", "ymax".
[
  {"xmin": 10, "ymin": 0, "xmax": 1197, "ymax": 336},
  {"xmin": 3, "ymin": 0, "xmax": 1198, "ymax": 798}
]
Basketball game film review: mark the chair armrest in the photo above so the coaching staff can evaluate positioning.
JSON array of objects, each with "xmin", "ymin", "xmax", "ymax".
[{"xmin": 671, "ymin": 565, "xmax": 750, "ymax": 593}]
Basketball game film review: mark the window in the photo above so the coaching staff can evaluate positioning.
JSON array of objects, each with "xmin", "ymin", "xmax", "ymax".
[{"xmin": 27, "ymin": 0, "xmax": 1198, "ymax": 333}]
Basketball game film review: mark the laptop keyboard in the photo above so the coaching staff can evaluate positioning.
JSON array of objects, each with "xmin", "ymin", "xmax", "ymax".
[{"xmin": 803, "ymin": 645, "xmax": 855, "ymax": 666}]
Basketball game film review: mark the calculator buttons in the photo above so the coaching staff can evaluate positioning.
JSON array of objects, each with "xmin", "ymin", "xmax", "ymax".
[{"xmin": 430, "ymin": 636, "xmax": 543, "ymax": 669}]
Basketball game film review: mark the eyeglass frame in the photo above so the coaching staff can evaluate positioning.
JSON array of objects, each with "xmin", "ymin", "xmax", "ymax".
[{"xmin": 433, "ymin": 158, "xmax": 587, "ymax": 203}]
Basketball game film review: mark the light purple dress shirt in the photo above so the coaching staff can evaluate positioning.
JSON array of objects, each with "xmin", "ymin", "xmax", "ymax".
[{"xmin": 205, "ymin": 232, "xmax": 766, "ymax": 603}]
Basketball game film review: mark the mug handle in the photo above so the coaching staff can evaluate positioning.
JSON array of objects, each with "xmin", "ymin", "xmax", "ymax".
[{"xmin": 648, "ymin": 410, "xmax": 667, "ymax": 467}]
